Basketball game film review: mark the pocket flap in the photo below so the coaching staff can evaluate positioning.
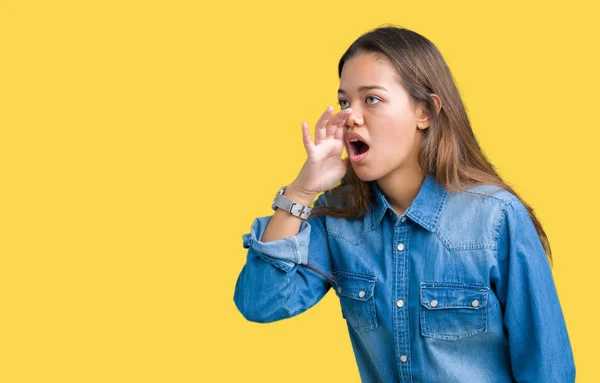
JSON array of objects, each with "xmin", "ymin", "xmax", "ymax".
[
  {"xmin": 420, "ymin": 282, "xmax": 488, "ymax": 310},
  {"xmin": 333, "ymin": 270, "xmax": 376, "ymax": 301}
]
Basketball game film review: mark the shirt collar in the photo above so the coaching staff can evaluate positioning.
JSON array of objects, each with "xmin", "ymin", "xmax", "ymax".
[{"xmin": 367, "ymin": 174, "xmax": 448, "ymax": 232}]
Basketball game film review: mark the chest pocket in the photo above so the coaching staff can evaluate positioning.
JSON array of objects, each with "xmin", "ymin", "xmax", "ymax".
[
  {"xmin": 419, "ymin": 282, "xmax": 488, "ymax": 341},
  {"xmin": 333, "ymin": 269, "xmax": 377, "ymax": 332}
]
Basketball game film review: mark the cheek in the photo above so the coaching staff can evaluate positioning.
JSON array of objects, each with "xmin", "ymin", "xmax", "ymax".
[{"xmin": 385, "ymin": 113, "xmax": 417, "ymax": 143}]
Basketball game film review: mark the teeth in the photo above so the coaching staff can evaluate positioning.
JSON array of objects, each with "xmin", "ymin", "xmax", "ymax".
[{"xmin": 350, "ymin": 139, "xmax": 359, "ymax": 142}]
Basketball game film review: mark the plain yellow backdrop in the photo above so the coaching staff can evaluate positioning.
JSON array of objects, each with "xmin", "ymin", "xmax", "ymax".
[{"xmin": 1, "ymin": 0, "xmax": 598, "ymax": 382}]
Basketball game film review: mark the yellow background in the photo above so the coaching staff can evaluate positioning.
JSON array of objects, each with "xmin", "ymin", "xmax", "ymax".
[{"xmin": 1, "ymin": 0, "xmax": 597, "ymax": 381}]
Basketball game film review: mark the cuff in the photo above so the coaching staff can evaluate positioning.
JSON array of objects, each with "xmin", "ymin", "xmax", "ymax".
[{"xmin": 242, "ymin": 216, "xmax": 311, "ymax": 269}]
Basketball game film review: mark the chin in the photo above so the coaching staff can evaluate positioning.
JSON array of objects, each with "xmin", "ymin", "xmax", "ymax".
[{"xmin": 352, "ymin": 165, "xmax": 380, "ymax": 182}]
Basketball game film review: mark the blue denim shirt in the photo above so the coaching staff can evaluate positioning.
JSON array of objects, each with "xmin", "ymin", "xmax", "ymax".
[{"xmin": 233, "ymin": 175, "xmax": 575, "ymax": 382}]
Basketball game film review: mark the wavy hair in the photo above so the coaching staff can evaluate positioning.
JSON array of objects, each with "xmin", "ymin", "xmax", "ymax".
[{"xmin": 310, "ymin": 25, "xmax": 553, "ymax": 265}]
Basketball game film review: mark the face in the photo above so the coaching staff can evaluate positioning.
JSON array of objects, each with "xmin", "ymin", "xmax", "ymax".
[{"xmin": 338, "ymin": 52, "xmax": 429, "ymax": 182}]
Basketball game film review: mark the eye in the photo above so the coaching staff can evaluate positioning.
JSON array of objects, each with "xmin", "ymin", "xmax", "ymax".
[
  {"xmin": 338, "ymin": 96, "xmax": 381, "ymax": 109},
  {"xmin": 366, "ymin": 96, "xmax": 381, "ymax": 105},
  {"xmin": 338, "ymin": 99, "xmax": 350, "ymax": 109}
]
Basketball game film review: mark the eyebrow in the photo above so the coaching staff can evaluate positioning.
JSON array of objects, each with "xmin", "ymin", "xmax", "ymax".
[{"xmin": 337, "ymin": 85, "xmax": 388, "ymax": 95}]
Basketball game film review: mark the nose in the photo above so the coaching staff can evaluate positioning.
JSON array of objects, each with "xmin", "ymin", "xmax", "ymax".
[{"xmin": 345, "ymin": 109, "xmax": 364, "ymax": 128}]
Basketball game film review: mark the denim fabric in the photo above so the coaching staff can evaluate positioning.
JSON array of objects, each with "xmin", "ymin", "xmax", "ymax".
[{"xmin": 233, "ymin": 175, "xmax": 576, "ymax": 382}]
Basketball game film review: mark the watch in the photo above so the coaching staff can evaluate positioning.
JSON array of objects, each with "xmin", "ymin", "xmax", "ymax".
[{"xmin": 271, "ymin": 186, "xmax": 313, "ymax": 220}]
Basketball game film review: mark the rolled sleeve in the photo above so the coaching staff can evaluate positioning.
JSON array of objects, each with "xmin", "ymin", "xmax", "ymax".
[
  {"xmin": 234, "ymin": 194, "xmax": 333, "ymax": 323},
  {"xmin": 241, "ymin": 215, "xmax": 311, "ymax": 270}
]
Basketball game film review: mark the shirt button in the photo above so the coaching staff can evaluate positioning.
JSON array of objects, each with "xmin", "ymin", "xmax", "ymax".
[
  {"xmin": 396, "ymin": 299, "xmax": 404, "ymax": 307},
  {"xmin": 400, "ymin": 355, "xmax": 408, "ymax": 363},
  {"xmin": 397, "ymin": 243, "xmax": 405, "ymax": 251},
  {"xmin": 401, "ymin": 216, "xmax": 407, "ymax": 222},
  {"xmin": 430, "ymin": 300, "xmax": 438, "ymax": 308},
  {"xmin": 358, "ymin": 290, "xmax": 366, "ymax": 298},
  {"xmin": 472, "ymin": 300, "xmax": 479, "ymax": 307},
  {"xmin": 337, "ymin": 287, "xmax": 342, "ymax": 294}
]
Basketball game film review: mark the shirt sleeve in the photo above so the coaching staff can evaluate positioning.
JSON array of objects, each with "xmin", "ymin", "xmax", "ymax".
[
  {"xmin": 494, "ymin": 198, "xmax": 576, "ymax": 382},
  {"xmin": 233, "ymin": 194, "xmax": 333, "ymax": 323}
]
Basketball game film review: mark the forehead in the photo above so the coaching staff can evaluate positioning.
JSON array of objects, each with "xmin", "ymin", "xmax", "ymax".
[{"xmin": 339, "ymin": 52, "xmax": 401, "ymax": 90}]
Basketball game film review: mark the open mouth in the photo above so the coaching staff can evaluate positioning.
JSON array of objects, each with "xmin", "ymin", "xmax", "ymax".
[
  {"xmin": 349, "ymin": 140, "xmax": 370, "ymax": 155},
  {"xmin": 347, "ymin": 137, "xmax": 371, "ymax": 163}
]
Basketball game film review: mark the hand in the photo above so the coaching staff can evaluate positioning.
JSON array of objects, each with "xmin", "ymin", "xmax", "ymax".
[{"xmin": 289, "ymin": 105, "xmax": 353, "ymax": 197}]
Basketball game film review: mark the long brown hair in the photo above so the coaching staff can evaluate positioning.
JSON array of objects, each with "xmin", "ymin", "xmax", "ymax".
[{"xmin": 310, "ymin": 25, "xmax": 553, "ymax": 266}]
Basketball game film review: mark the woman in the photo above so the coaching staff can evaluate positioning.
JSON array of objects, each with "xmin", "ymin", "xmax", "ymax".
[{"xmin": 233, "ymin": 25, "xmax": 575, "ymax": 382}]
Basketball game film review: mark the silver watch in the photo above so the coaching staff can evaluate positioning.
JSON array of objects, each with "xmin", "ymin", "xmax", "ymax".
[{"xmin": 271, "ymin": 186, "xmax": 312, "ymax": 220}]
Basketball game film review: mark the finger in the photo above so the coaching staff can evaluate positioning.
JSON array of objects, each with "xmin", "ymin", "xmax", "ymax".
[
  {"xmin": 317, "ymin": 117, "xmax": 327, "ymax": 144},
  {"xmin": 326, "ymin": 108, "xmax": 352, "ymax": 138},
  {"xmin": 301, "ymin": 121, "xmax": 315, "ymax": 154},
  {"xmin": 314, "ymin": 106, "xmax": 334, "ymax": 145},
  {"xmin": 330, "ymin": 108, "xmax": 352, "ymax": 129},
  {"xmin": 334, "ymin": 125, "xmax": 345, "ymax": 140}
]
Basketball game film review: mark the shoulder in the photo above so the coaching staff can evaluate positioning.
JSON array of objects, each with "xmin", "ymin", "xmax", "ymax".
[
  {"xmin": 443, "ymin": 184, "xmax": 518, "ymax": 217},
  {"xmin": 436, "ymin": 184, "xmax": 520, "ymax": 250},
  {"xmin": 458, "ymin": 185, "xmax": 531, "ymax": 226},
  {"xmin": 462, "ymin": 184, "xmax": 519, "ymax": 204}
]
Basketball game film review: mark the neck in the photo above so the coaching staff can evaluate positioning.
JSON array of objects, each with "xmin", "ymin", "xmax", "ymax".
[{"xmin": 376, "ymin": 166, "xmax": 426, "ymax": 217}]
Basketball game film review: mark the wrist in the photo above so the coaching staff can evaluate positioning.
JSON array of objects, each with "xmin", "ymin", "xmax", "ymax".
[{"xmin": 284, "ymin": 184, "xmax": 317, "ymax": 207}]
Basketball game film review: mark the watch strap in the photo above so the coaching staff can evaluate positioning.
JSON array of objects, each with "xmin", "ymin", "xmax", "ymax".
[{"xmin": 273, "ymin": 188, "xmax": 312, "ymax": 220}]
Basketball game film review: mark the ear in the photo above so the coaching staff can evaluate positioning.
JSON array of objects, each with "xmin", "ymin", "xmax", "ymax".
[{"xmin": 416, "ymin": 94, "xmax": 442, "ymax": 130}]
